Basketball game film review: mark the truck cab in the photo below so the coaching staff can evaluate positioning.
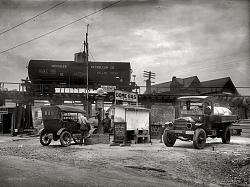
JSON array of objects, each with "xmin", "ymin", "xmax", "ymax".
[{"xmin": 163, "ymin": 96, "xmax": 238, "ymax": 149}]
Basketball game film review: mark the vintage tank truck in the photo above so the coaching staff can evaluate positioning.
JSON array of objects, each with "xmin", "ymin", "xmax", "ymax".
[{"xmin": 163, "ymin": 96, "xmax": 239, "ymax": 149}]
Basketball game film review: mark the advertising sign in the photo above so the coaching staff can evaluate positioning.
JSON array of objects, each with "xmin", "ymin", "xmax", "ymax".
[
  {"xmin": 101, "ymin": 85, "xmax": 116, "ymax": 93},
  {"xmin": 0, "ymin": 108, "xmax": 8, "ymax": 114},
  {"xmin": 115, "ymin": 90, "xmax": 138, "ymax": 103},
  {"xmin": 114, "ymin": 122, "xmax": 127, "ymax": 143},
  {"xmin": 95, "ymin": 99, "xmax": 104, "ymax": 109}
]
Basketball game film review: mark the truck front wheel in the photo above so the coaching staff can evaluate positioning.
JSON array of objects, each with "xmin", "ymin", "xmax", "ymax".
[
  {"xmin": 193, "ymin": 129, "xmax": 206, "ymax": 149},
  {"xmin": 221, "ymin": 126, "xmax": 231, "ymax": 144},
  {"xmin": 163, "ymin": 130, "xmax": 176, "ymax": 147}
]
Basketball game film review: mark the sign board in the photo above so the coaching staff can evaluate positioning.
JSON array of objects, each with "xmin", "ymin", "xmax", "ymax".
[
  {"xmin": 95, "ymin": 99, "xmax": 104, "ymax": 109},
  {"xmin": 101, "ymin": 85, "xmax": 116, "ymax": 93},
  {"xmin": 0, "ymin": 108, "xmax": 8, "ymax": 114},
  {"xmin": 114, "ymin": 122, "xmax": 127, "ymax": 143},
  {"xmin": 115, "ymin": 90, "xmax": 138, "ymax": 103}
]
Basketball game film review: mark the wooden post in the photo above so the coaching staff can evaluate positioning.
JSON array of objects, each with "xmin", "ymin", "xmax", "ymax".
[
  {"xmin": 97, "ymin": 108, "xmax": 103, "ymax": 134},
  {"xmin": 149, "ymin": 110, "xmax": 152, "ymax": 143},
  {"xmin": 96, "ymin": 95, "xmax": 104, "ymax": 134}
]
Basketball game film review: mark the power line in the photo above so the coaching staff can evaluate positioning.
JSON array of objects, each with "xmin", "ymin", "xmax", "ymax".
[
  {"xmin": 0, "ymin": 0, "xmax": 122, "ymax": 55},
  {"xmin": 0, "ymin": 1, "xmax": 67, "ymax": 36},
  {"xmin": 89, "ymin": 51, "xmax": 95, "ymax": 61}
]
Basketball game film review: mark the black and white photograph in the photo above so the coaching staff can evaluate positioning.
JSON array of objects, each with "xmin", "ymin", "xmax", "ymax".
[{"xmin": 0, "ymin": 0, "xmax": 249, "ymax": 186}]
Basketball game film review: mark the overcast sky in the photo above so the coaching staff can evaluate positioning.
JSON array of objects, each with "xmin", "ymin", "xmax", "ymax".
[{"xmin": 0, "ymin": 0, "xmax": 249, "ymax": 94}]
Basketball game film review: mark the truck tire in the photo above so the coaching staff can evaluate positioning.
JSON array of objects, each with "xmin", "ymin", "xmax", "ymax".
[
  {"xmin": 193, "ymin": 129, "xmax": 206, "ymax": 149},
  {"xmin": 40, "ymin": 130, "xmax": 52, "ymax": 146},
  {"xmin": 221, "ymin": 126, "xmax": 231, "ymax": 144},
  {"xmin": 163, "ymin": 130, "xmax": 176, "ymax": 147},
  {"xmin": 60, "ymin": 131, "xmax": 72, "ymax": 147}
]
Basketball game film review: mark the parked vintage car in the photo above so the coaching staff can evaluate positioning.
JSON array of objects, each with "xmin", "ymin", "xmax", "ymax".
[{"xmin": 39, "ymin": 105, "xmax": 88, "ymax": 147}]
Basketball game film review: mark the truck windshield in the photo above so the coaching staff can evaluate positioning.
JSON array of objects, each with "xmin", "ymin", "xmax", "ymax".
[{"xmin": 180, "ymin": 101, "xmax": 203, "ymax": 115}]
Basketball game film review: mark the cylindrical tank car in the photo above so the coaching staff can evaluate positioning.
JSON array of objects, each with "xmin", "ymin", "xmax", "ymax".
[{"xmin": 28, "ymin": 60, "xmax": 131, "ymax": 93}]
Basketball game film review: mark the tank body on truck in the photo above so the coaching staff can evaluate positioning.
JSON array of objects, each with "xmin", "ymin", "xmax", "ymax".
[{"xmin": 163, "ymin": 96, "xmax": 239, "ymax": 149}]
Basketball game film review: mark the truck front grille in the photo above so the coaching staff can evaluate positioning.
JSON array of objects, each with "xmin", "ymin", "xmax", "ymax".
[{"xmin": 174, "ymin": 119, "xmax": 188, "ymax": 130}]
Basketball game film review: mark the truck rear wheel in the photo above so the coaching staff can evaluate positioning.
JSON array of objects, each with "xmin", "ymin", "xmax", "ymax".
[
  {"xmin": 221, "ymin": 126, "xmax": 231, "ymax": 144},
  {"xmin": 193, "ymin": 129, "xmax": 206, "ymax": 149},
  {"xmin": 163, "ymin": 130, "xmax": 176, "ymax": 147}
]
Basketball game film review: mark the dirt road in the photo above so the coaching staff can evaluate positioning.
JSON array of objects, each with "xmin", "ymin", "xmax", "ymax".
[{"xmin": 0, "ymin": 136, "xmax": 249, "ymax": 187}]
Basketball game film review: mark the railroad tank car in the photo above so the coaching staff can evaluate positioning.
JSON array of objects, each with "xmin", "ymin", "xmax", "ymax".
[{"xmin": 28, "ymin": 60, "xmax": 131, "ymax": 93}]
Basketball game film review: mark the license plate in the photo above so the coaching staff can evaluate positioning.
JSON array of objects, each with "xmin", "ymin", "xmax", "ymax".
[
  {"xmin": 186, "ymin": 131, "xmax": 194, "ymax": 135},
  {"xmin": 174, "ymin": 130, "xmax": 183, "ymax": 133}
]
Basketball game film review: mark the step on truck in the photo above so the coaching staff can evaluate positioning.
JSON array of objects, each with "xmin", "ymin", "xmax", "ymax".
[{"xmin": 163, "ymin": 96, "xmax": 239, "ymax": 149}]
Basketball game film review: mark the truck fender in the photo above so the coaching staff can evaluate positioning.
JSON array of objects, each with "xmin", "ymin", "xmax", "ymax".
[
  {"xmin": 194, "ymin": 123, "xmax": 203, "ymax": 126},
  {"xmin": 57, "ymin": 128, "xmax": 67, "ymax": 136},
  {"xmin": 164, "ymin": 122, "xmax": 174, "ymax": 129},
  {"xmin": 38, "ymin": 128, "xmax": 45, "ymax": 136},
  {"xmin": 163, "ymin": 128, "xmax": 169, "ymax": 133}
]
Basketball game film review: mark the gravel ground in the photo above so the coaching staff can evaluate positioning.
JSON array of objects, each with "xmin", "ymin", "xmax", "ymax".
[{"xmin": 0, "ymin": 136, "xmax": 249, "ymax": 186}]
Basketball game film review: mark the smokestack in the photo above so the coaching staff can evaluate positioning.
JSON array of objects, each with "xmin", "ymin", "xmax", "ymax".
[{"xmin": 172, "ymin": 76, "xmax": 177, "ymax": 82}]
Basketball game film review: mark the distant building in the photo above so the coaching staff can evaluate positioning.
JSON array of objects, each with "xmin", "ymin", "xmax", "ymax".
[
  {"xmin": 199, "ymin": 77, "xmax": 238, "ymax": 95},
  {"xmin": 148, "ymin": 76, "xmax": 238, "ymax": 96}
]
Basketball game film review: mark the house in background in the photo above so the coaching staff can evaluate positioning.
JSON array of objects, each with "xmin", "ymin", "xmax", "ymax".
[
  {"xmin": 149, "ymin": 76, "xmax": 238, "ymax": 96},
  {"xmin": 199, "ymin": 77, "xmax": 239, "ymax": 96}
]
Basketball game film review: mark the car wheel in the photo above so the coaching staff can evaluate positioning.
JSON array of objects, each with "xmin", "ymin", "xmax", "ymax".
[
  {"xmin": 40, "ymin": 130, "xmax": 52, "ymax": 146},
  {"xmin": 163, "ymin": 129, "xmax": 176, "ymax": 147},
  {"xmin": 221, "ymin": 126, "xmax": 231, "ymax": 144},
  {"xmin": 60, "ymin": 131, "xmax": 72, "ymax": 147},
  {"xmin": 193, "ymin": 128, "xmax": 206, "ymax": 149}
]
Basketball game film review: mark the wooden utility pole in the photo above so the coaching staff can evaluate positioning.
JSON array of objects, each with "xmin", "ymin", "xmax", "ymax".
[
  {"xmin": 143, "ymin": 71, "xmax": 155, "ymax": 94},
  {"xmin": 143, "ymin": 71, "xmax": 155, "ymax": 144},
  {"xmin": 85, "ymin": 24, "xmax": 89, "ymax": 116}
]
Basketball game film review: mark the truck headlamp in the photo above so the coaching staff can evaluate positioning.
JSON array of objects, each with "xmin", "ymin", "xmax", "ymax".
[
  {"xmin": 187, "ymin": 123, "xmax": 192, "ymax": 129},
  {"xmin": 167, "ymin": 123, "xmax": 173, "ymax": 128}
]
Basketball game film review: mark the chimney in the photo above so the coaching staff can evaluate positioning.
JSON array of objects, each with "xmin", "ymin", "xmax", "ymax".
[{"xmin": 172, "ymin": 76, "xmax": 177, "ymax": 82}]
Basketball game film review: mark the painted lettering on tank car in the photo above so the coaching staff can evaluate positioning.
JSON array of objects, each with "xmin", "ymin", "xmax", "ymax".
[{"xmin": 28, "ymin": 60, "xmax": 131, "ymax": 88}]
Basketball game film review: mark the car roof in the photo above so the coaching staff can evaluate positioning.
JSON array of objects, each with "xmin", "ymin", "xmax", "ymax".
[{"xmin": 42, "ymin": 105, "xmax": 86, "ymax": 113}]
